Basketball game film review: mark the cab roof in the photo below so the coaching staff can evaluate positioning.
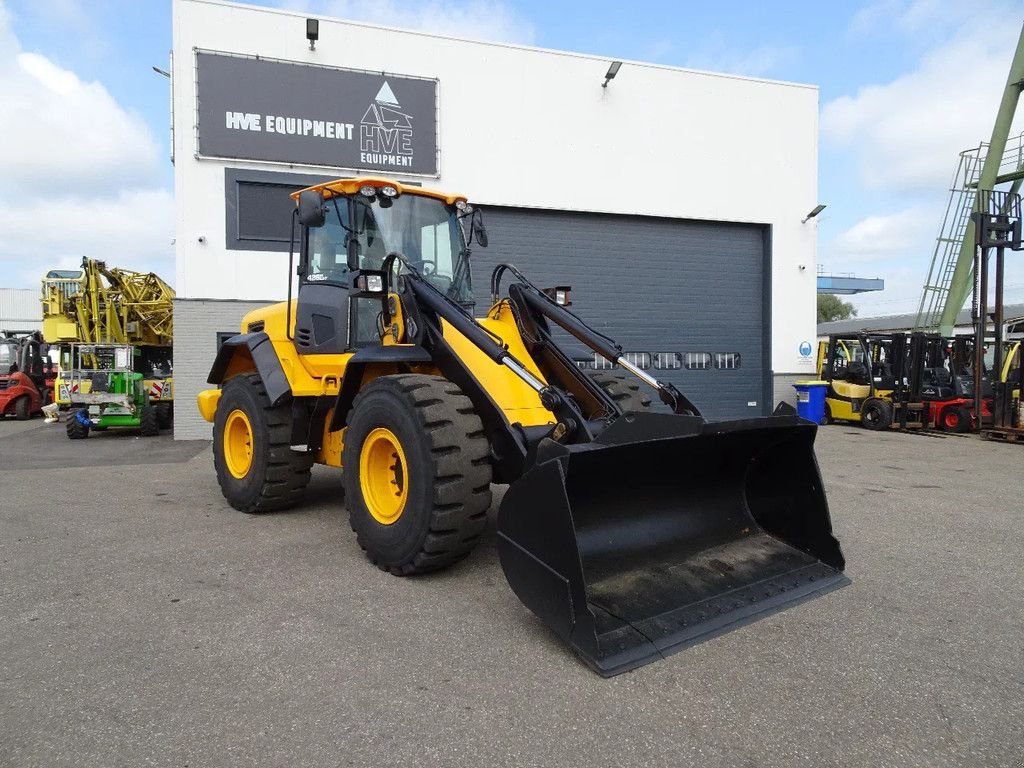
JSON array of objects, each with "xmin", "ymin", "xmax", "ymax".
[{"xmin": 290, "ymin": 177, "xmax": 467, "ymax": 206}]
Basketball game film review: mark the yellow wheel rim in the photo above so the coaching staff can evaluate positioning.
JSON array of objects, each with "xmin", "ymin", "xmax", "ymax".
[
  {"xmin": 224, "ymin": 409, "xmax": 254, "ymax": 479},
  {"xmin": 359, "ymin": 427, "xmax": 408, "ymax": 525}
]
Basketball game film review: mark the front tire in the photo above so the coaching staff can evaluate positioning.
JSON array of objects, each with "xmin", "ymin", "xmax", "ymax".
[
  {"xmin": 14, "ymin": 396, "xmax": 30, "ymax": 421},
  {"xmin": 139, "ymin": 405, "xmax": 160, "ymax": 436},
  {"xmin": 860, "ymin": 398, "xmax": 892, "ymax": 431},
  {"xmin": 342, "ymin": 374, "xmax": 492, "ymax": 575},
  {"xmin": 213, "ymin": 373, "xmax": 313, "ymax": 513},
  {"xmin": 939, "ymin": 405, "xmax": 971, "ymax": 433},
  {"xmin": 66, "ymin": 410, "xmax": 90, "ymax": 439},
  {"xmin": 156, "ymin": 402, "xmax": 173, "ymax": 430}
]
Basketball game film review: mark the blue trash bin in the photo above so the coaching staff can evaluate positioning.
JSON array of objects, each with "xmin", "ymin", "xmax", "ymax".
[{"xmin": 793, "ymin": 380, "xmax": 828, "ymax": 425}]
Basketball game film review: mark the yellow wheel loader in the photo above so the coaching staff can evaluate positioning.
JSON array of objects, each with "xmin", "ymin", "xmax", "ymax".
[{"xmin": 198, "ymin": 177, "xmax": 847, "ymax": 676}]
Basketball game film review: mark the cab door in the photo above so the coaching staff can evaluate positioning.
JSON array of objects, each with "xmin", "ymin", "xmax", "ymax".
[{"xmin": 295, "ymin": 206, "xmax": 353, "ymax": 355}]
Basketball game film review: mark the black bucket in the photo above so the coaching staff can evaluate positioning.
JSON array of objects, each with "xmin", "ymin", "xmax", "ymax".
[{"xmin": 497, "ymin": 412, "xmax": 848, "ymax": 676}]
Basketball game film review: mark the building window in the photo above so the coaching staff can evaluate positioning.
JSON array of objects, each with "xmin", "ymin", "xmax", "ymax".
[
  {"xmin": 714, "ymin": 353, "xmax": 741, "ymax": 370},
  {"xmin": 224, "ymin": 169, "xmax": 339, "ymax": 253},
  {"xmin": 235, "ymin": 182, "xmax": 299, "ymax": 243},
  {"xmin": 653, "ymin": 352, "xmax": 682, "ymax": 370},
  {"xmin": 621, "ymin": 352, "xmax": 650, "ymax": 369},
  {"xmin": 684, "ymin": 352, "xmax": 712, "ymax": 370},
  {"xmin": 225, "ymin": 169, "xmax": 422, "ymax": 252}
]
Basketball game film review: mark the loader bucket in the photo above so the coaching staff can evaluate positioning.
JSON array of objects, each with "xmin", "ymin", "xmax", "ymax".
[{"xmin": 497, "ymin": 412, "xmax": 847, "ymax": 676}]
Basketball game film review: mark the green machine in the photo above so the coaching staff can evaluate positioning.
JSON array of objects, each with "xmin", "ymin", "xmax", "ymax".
[{"xmin": 63, "ymin": 344, "xmax": 162, "ymax": 439}]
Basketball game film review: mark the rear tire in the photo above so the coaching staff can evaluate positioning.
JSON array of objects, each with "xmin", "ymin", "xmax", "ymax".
[
  {"xmin": 213, "ymin": 373, "xmax": 313, "ymax": 513},
  {"xmin": 156, "ymin": 402, "xmax": 173, "ymax": 430},
  {"xmin": 587, "ymin": 370, "xmax": 652, "ymax": 412},
  {"xmin": 860, "ymin": 399, "xmax": 892, "ymax": 431},
  {"xmin": 66, "ymin": 410, "xmax": 90, "ymax": 439},
  {"xmin": 343, "ymin": 374, "xmax": 492, "ymax": 575},
  {"xmin": 14, "ymin": 396, "xmax": 30, "ymax": 421},
  {"xmin": 823, "ymin": 402, "xmax": 833, "ymax": 425},
  {"xmin": 139, "ymin": 405, "xmax": 160, "ymax": 436},
  {"xmin": 939, "ymin": 405, "xmax": 971, "ymax": 433}
]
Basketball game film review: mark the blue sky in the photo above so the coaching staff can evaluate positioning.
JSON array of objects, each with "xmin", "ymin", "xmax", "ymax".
[{"xmin": 1, "ymin": 0, "xmax": 1022, "ymax": 316}]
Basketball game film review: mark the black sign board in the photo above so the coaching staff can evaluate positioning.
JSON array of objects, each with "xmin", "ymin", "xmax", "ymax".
[{"xmin": 196, "ymin": 51, "xmax": 439, "ymax": 175}]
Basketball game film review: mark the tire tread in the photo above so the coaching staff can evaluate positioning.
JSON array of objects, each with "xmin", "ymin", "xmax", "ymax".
[
  {"xmin": 343, "ymin": 374, "xmax": 492, "ymax": 575},
  {"xmin": 215, "ymin": 373, "xmax": 313, "ymax": 514}
]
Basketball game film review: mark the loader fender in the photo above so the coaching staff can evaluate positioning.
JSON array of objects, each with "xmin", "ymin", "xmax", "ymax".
[
  {"xmin": 328, "ymin": 345, "xmax": 433, "ymax": 431},
  {"xmin": 207, "ymin": 332, "xmax": 291, "ymax": 406}
]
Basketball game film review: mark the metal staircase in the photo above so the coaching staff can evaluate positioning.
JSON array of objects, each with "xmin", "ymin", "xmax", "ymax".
[
  {"xmin": 915, "ymin": 132, "xmax": 1024, "ymax": 330},
  {"xmin": 914, "ymin": 147, "xmax": 984, "ymax": 330}
]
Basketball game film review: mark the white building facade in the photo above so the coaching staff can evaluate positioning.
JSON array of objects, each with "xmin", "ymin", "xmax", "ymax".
[
  {"xmin": 0, "ymin": 288, "xmax": 43, "ymax": 333},
  {"xmin": 171, "ymin": 0, "xmax": 822, "ymax": 439}
]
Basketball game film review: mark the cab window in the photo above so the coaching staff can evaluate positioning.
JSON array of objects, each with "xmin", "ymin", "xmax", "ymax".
[
  {"xmin": 421, "ymin": 221, "xmax": 454, "ymax": 278},
  {"xmin": 307, "ymin": 207, "xmax": 351, "ymax": 283}
]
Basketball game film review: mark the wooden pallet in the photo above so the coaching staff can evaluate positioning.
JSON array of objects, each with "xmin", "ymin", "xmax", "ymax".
[{"xmin": 982, "ymin": 427, "xmax": 1024, "ymax": 444}]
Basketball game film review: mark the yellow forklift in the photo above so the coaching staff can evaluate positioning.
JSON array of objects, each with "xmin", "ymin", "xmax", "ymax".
[{"xmin": 817, "ymin": 333, "xmax": 929, "ymax": 430}]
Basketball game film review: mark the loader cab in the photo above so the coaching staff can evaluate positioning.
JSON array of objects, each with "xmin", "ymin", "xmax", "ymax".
[{"xmin": 294, "ymin": 180, "xmax": 475, "ymax": 354}]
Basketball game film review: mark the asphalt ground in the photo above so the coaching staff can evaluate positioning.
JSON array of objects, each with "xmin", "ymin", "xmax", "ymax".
[{"xmin": 1, "ymin": 416, "xmax": 1022, "ymax": 767}]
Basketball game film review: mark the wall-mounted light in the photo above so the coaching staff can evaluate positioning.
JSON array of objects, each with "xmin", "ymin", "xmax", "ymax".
[
  {"xmin": 602, "ymin": 61, "xmax": 622, "ymax": 88},
  {"xmin": 151, "ymin": 65, "xmax": 170, "ymax": 78},
  {"xmin": 307, "ymin": 18, "xmax": 319, "ymax": 51},
  {"xmin": 802, "ymin": 204, "xmax": 827, "ymax": 223}
]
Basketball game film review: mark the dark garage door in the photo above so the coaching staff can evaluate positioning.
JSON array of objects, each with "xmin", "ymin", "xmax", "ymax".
[{"xmin": 471, "ymin": 207, "xmax": 770, "ymax": 421}]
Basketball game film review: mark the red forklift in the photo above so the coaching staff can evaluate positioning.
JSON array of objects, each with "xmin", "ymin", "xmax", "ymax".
[
  {"xmin": 917, "ymin": 335, "xmax": 991, "ymax": 432},
  {"xmin": 0, "ymin": 331, "xmax": 56, "ymax": 420}
]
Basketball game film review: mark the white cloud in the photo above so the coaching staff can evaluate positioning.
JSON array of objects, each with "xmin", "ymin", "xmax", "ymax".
[
  {"xmin": 850, "ymin": 0, "xmax": 987, "ymax": 39},
  {"xmin": 822, "ymin": 2, "xmax": 1021, "ymax": 192},
  {"xmin": 825, "ymin": 198, "xmax": 1024, "ymax": 315},
  {"xmin": 0, "ymin": 52, "xmax": 160, "ymax": 194},
  {"xmin": 0, "ymin": 189, "xmax": 174, "ymax": 287},
  {"xmin": 827, "ymin": 204, "xmax": 937, "ymax": 263},
  {"xmin": 822, "ymin": 203, "xmax": 940, "ymax": 315},
  {"xmin": 279, "ymin": 0, "xmax": 535, "ymax": 44},
  {"xmin": 0, "ymin": 1, "xmax": 171, "ymax": 289},
  {"xmin": 822, "ymin": 0, "xmax": 1024, "ymax": 317}
]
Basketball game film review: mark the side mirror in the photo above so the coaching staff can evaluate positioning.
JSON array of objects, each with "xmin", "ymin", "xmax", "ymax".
[
  {"xmin": 471, "ymin": 208, "xmax": 488, "ymax": 247},
  {"xmin": 297, "ymin": 190, "xmax": 326, "ymax": 227}
]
